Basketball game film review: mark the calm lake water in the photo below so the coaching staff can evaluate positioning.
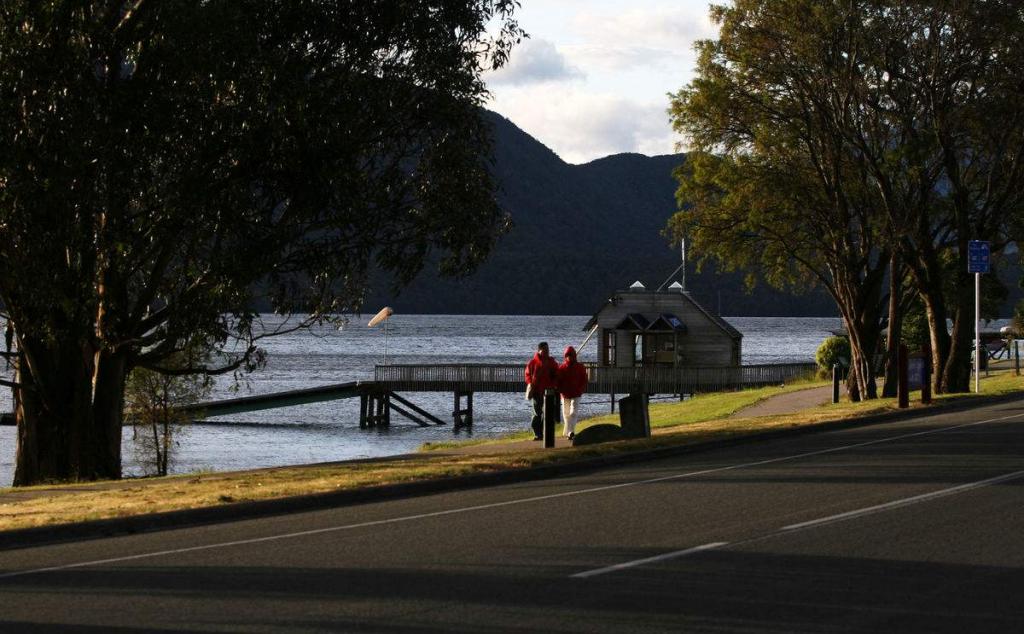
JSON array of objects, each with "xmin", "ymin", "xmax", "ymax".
[{"xmin": 0, "ymin": 314, "xmax": 840, "ymax": 485}]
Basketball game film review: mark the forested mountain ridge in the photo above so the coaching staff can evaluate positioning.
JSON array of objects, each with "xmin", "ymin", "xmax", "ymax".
[{"xmin": 368, "ymin": 112, "xmax": 1017, "ymax": 317}]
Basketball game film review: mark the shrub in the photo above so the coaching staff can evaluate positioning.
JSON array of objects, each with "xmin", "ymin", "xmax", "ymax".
[
  {"xmin": 125, "ymin": 356, "xmax": 212, "ymax": 477},
  {"xmin": 815, "ymin": 336, "xmax": 850, "ymax": 377}
]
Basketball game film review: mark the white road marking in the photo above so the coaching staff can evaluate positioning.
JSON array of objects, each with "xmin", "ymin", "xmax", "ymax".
[
  {"xmin": 2, "ymin": 409, "xmax": 1023, "ymax": 581},
  {"xmin": 570, "ymin": 543, "xmax": 729, "ymax": 578},
  {"xmin": 780, "ymin": 468, "xmax": 1024, "ymax": 531},
  {"xmin": 569, "ymin": 457, "xmax": 1024, "ymax": 578}
]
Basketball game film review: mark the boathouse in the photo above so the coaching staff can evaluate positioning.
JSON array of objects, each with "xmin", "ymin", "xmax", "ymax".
[{"xmin": 584, "ymin": 282, "xmax": 742, "ymax": 368}]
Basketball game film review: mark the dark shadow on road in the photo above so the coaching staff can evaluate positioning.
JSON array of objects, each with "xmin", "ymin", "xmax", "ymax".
[{"xmin": 1, "ymin": 549, "xmax": 1023, "ymax": 633}]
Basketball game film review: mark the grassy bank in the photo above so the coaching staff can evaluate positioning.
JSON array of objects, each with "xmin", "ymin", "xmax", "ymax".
[
  {"xmin": 420, "ymin": 377, "xmax": 826, "ymax": 452},
  {"xmin": 0, "ymin": 371, "xmax": 1020, "ymax": 533}
]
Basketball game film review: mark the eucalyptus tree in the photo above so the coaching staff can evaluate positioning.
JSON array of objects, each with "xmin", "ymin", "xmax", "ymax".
[
  {"xmin": 0, "ymin": 1, "xmax": 523, "ymax": 485},
  {"xmin": 844, "ymin": 1, "xmax": 1024, "ymax": 393},
  {"xmin": 671, "ymin": 0, "xmax": 1024, "ymax": 395},
  {"xmin": 669, "ymin": 0, "xmax": 892, "ymax": 399}
]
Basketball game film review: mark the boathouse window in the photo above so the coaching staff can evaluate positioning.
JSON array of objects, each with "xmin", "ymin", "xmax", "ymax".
[{"xmin": 603, "ymin": 330, "xmax": 616, "ymax": 366}]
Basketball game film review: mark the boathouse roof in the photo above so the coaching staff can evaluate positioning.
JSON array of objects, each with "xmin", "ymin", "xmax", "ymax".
[{"xmin": 584, "ymin": 289, "xmax": 741, "ymax": 341}]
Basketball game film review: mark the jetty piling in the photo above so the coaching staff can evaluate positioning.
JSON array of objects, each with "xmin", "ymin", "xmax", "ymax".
[{"xmin": 452, "ymin": 390, "xmax": 474, "ymax": 429}]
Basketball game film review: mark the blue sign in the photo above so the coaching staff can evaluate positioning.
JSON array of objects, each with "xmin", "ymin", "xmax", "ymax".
[{"xmin": 968, "ymin": 240, "xmax": 990, "ymax": 274}]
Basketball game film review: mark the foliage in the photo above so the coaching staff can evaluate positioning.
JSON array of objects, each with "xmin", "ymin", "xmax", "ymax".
[
  {"xmin": 668, "ymin": 0, "xmax": 893, "ymax": 399},
  {"xmin": 0, "ymin": 1, "xmax": 524, "ymax": 484},
  {"xmin": 815, "ymin": 337, "xmax": 851, "ymax": 374},
  {"xmin": 900, "ymin": 299, "xmax": 931, "ymax": 352}
]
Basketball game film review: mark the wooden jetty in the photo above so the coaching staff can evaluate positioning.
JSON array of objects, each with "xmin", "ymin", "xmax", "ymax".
[{"xmin": 182, "ymin": 362, "xmax": 815, "ymax": 430}]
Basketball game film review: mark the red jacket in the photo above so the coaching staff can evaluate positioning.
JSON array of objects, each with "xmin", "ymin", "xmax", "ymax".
[
  {"xmin": 525, "ymin": 351, "xmax": 559, "ymax": 395},
  {"xmin": 558, "ymin": 359, "xmax": 589, "ymax": 398}
]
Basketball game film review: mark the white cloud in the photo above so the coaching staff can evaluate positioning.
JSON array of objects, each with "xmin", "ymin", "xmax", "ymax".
[
  {"xmin": 562, "ymin": 45, "xmax": 683, "ymax": 72},
  {"xmin": 486, "ymin": 38, "xmax": 584, "ymax": 86},
  {"xmin": 485, "ymin": 1, "xmax": 714, "ymax": 162},
  {"xmin": 573, "ymin": 6, "xmax": 717, "ymax": 50},
  {"xmin": 490, "ymin": 86, "xmax": 678, "ymax": 164},
  {"xmin": 567, "ymin": 6, "xmax": 718, "ymax": 71}
]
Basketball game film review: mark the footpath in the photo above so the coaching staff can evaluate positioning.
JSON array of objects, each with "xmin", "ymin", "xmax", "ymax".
[{"xmin": 730, "ymin": 385, "xmax": 833, "ymax": 418}]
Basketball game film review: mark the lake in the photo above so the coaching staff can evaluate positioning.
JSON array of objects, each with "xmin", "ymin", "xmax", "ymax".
[{"xmin": 0, "ymin": 314, "xmax": 841, "ymax": 485}]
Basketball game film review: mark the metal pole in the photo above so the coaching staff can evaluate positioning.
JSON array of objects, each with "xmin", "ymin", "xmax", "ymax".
[
  {"xmin": 1016, "ymin": 340, "xmax": 1020, "ymax": 377},
  {"xmin": 975, "ymin": 271, "xmax": 980, "ymax": 393},
  {"xmin": 681, "ymin": 237, "xmax": 687, "ymax": 292},
  {"xmin": 832, "ymin": 364, "xmax": 840, "ymax": 404}
]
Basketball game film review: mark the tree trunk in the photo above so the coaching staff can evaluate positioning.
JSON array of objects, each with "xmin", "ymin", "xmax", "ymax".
[
  {"xmin": 13, "ymin": 339, "xmax": 125, "ymax": 485},
  {"xmin": 942, "ymin": 283, "xmax": 974, "ymax": 393},
  {"xmin": 92, "ymin": 350, "xmax": 127, "ymax": 476},
  {"xmin": 840, "ymin": 309, "xmax": 881, "ymax": 401},
  {"xmin": 831, "ymin": 266, "xmax": 884, "ymax": 401},
  {"xmin": 882, "ymin": 254, "xmax": 903, "ymax": 398},
  {"xmin": 906, "ymin": 237, "xmax": 953, "ymax": 395},
  {"xmin": 12, "ymin": 356, "xmax": 60, "ymax": 485},
  {"xmin": 915, "ymin": 259, "xmax": 972, "ymax": 394}
]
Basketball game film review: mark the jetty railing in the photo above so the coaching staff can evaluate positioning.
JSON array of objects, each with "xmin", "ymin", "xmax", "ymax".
[{"xmin": 374, "ymin": 362, "xmax": 817, "ymax": 395}]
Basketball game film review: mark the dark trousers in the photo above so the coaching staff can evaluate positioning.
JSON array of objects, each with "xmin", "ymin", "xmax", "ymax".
[{"xmin": 530, "ymin": 395, "xmax": 544, "ymax": 438}]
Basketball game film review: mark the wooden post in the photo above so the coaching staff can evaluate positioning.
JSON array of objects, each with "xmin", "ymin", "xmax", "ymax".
[
  {"xmin": 543, "ymin": 388, "xmax": 557, "ymax": 448},
  {"xmin": 921, "ymin": 344, "xmax": 932, "ymax": 405},
  {"xmin": 383, "ymin": 393, "xmax": 391, "ymax": 427},
  {"xmin": 897, "ymin": 344, "xmax": 909, "ymax": 409},
  {"xmin": 610, "ymin": 393, "xmax": 616, "ymax": 413},
  {"xmin": 373, "ymin": 393, "xmax": 384, "ymax": 427},
  {"xmin": 465, "ymin": 391, "xmax": 473, "ymax": 427},
  {"xmin": 453, "ymin": 391, "xmax": 461, "ymax": 428},
  {"xmin": 832, "ymin": 364, "xmax": 840, "ymax": 404},
  {"xmin": 359, "ymin": 393, "xmax": 368, "ymax": 429},
  {"xmin": 1016, "ymin": 341, "xmax": 1020, "ymax": 377}
]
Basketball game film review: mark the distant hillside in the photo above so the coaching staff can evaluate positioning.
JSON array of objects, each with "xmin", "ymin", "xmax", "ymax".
[{"xmin": 366, "ymin": 112, "xmax": 1021, "ymax": 317}]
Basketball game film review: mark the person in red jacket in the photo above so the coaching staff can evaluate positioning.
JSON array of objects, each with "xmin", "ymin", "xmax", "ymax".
[
  {"xmin": 525, "ymin": 341, "xmax": 559, "ymax": 440},
  {"xmin": 557, "ymin": 345, "xmax": 588, "ymax": 440}
]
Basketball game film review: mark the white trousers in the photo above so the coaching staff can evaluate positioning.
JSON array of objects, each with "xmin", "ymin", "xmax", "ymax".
[{"xmin": 561, "ymin": 396, "xmax": 580, "ymax": 436}]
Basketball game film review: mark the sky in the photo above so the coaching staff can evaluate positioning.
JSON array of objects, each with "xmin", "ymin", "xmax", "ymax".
[{"xmin": 483, "ymin": 0, "xmax": 720, "ymax": 164}]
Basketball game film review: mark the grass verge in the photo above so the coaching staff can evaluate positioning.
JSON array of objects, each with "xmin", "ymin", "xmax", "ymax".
[
  {"xmin": 420, "ymin": 377, "xmax": 827, "ymax": 452},
  {"xmin": 0, "ymin": 371, "xmax": 1019, "ymax": 533}
]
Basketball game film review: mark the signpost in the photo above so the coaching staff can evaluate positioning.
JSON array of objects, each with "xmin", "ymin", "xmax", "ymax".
[{"xmin": 968, "ymin": 240, "xmax": 991, "ymax": 393}]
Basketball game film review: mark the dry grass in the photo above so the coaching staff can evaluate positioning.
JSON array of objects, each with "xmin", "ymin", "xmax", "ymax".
[{"xmin": 0, "ymin": 370, "xmax": 1019, "ymax": 533}]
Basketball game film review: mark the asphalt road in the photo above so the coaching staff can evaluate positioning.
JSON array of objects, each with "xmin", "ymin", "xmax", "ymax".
[{"xmin": 3, "ymin": 398, "xmax": 1024, "ymax": 633}]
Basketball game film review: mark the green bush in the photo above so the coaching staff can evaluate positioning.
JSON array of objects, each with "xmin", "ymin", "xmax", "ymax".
[{"xmin": 815, "ymin": 336, "xmax": 850, "ymax": 376}]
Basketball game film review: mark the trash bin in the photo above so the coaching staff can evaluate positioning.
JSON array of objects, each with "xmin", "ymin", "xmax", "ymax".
[
  {"xmin": 976, "ymin": 342, "xmax": 988, "ymax": 371},
  {"xmin": 618, "ymin": 393, "xmax": 650, "ymax": 439}
]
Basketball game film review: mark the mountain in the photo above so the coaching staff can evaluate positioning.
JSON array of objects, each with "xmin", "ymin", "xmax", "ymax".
[{"xmin": 367, "ymin": 112, "xmax": 1021, "ymax": 317}]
